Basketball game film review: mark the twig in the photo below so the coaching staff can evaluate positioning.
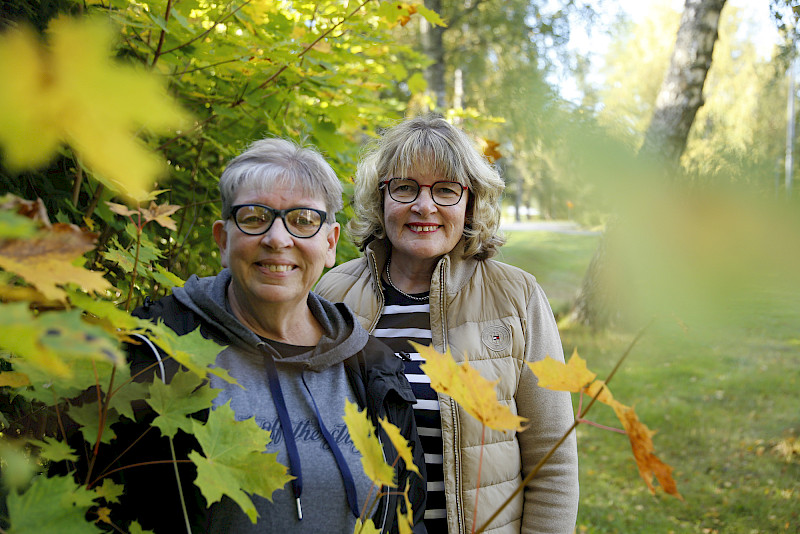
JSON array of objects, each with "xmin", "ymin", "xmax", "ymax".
[
  {"xmin": 71, "ymin": 164, "xmax": 83, "ymax": 207},
  {"xmin": 150, "ymin": 0, "xmax": 174, "ymax": 68},
  {"xmin": 159, "ymin": 0, "xmax": 252, "ymax": 57},
  {"xmin": 474, "ymin": 320, "xmax": 655, "ymax": 534}
]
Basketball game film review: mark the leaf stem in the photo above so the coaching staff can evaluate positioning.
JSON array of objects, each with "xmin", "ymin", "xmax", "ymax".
[
  {"xmin": 474, "ymin": 320, "xmax": 654, "ymax": 534},
  {"xmin": 124, "ymin": 216, "xmax": 143, "ymax": 312},
  {"xmin": 471, "ymin": 424, "xmax": 486, "ymax": 534}
]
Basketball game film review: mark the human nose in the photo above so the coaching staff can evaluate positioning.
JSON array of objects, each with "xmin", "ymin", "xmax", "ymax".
[
  {"xmin": 259, "ymin": 216, "xmax": 294, "ymax": 248},
  {"xmin": 411, "ymin": 185, "xmax": 437, "ymax": 214}
]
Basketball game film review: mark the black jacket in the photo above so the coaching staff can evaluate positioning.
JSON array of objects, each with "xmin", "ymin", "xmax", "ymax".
[{"xmin": 114, "ymin": 292, "xmax": 427, "ymax": 533}]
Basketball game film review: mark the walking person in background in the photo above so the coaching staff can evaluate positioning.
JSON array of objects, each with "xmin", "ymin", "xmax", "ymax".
[{"xmin": 316, "ymin": 115, "xmax": 579, "ymax": 533}]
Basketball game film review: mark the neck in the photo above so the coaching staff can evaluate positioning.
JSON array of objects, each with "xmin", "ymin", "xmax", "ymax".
[
  {"xmin": 227, "ymin": 285, "xmax": 323, "ymax": 346},
  {"xmin": 386, "ymin": 254, "xmax": 436, "ymax": 295}
]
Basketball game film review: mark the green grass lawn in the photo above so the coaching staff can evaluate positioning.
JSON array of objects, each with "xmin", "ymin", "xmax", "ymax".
[{"xmin": 499, "ymin": 229, "xmax": 800, "ymax": 534}]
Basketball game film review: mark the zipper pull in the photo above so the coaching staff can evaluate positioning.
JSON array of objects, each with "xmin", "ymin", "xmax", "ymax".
[{"xmin": 398, "ymin": 351, "xmax": 412, "ymax": 361}]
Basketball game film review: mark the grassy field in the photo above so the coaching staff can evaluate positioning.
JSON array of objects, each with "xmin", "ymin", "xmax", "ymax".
[{"xmin": 499, "ymin": 229, "xmax": 800, "ymax": 533}]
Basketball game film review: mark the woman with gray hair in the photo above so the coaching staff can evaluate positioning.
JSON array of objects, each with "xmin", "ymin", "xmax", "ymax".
[
  {"xmin": 123, "ymin": 137, "xmax": 426, "ymax": 533},
  {"xmin": 316, "ymin": 115, "xmax": 579, "ymax": 533}
]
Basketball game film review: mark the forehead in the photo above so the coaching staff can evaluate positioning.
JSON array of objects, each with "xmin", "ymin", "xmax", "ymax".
[
  {"xmin": 232, "ymin": 180, "xmax": 326, "ymax": 210},
  {"xmin": 389, "ymin": 150, "xmax": 466, "ymax": 185}
]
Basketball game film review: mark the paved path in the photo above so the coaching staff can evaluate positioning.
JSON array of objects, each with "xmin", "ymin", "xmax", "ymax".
[{"xmin": 500, "ymin": 220, "xmax": 600, "ymax": 235}]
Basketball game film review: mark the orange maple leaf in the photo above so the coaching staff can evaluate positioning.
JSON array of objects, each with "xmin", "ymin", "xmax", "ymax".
[
  {"xmin": 140, "ymin": 201, "xmax": 181, "ymax": 231},
  {"xmin": 413, "ymin": 342, "xmax": 527, "ymax": 432},
  {"xmin": 481, "ymin": 138, "xmax": 502, "ymax": 163},
  {"xmin": 612, "ymin": 403, "xmax": 682, "ymax": 499},
  {"xmin": 95, "ymin": 507, "xmax": 112, "ymax": 524},
  {"xmin": 527, "ymin": 349, "xmax": 596, "ymax": 392}
]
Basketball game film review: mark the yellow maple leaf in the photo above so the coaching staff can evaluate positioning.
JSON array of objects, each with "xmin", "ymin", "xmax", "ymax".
[
  {"xmin": 413, "ymin": 342, "xmax": 527, "ymax": 432},
  {"xmin": 379, "ymin": 416, "xmax": 420, "ymax": 476},
  {"xmin": 527, "ymin": 349, "xmax": 596, "ymax": 392},
  {"xmin": 354, "ymin": 518, "xmax": 382, "ymax": 534},
  {"xmin": 343, "ymin": 399, "xmax": 396, "ymax": 489},
  {"xmin": 0, "ymin": 18, "xmax": 190, "ymax": 202},
  {"xmin": 480, "ymin": 138, "xmax": 503, "ymax": 163},
  {"xmin": 0, "ymin": 372, "xmax": 31, "ymax": 388},
  {"xmin": 583, "ymin": 379, "xmax": 618, "ymax": 407},
  {"xmin": 612, "ymin": 403, "xmax": 682, "ymax": 499},
  {"xmin": 0, "ymin": 222, "xmax": 109, "ymax": 301},
  {"xmin": 95, "ymin": 506, "xmax": 112, "ymax": 524}
]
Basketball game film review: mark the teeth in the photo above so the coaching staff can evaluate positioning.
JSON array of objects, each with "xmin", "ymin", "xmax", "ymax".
[
  {"xmin": 263, "ymin": 264, "xmax": 292, "ymax": 272},
  {"xmin": 413, "ymin": 225, "xmax": 438, "ymax": 232}
]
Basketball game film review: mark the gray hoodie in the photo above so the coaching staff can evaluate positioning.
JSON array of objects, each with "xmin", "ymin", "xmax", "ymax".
[{"xmin": 175, "ymin": 270, "xmax": 378, "ymax": 533}]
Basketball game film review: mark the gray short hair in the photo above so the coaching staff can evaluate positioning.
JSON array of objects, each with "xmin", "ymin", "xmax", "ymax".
[
  {"xmin": 219, "ymin": 138, "xmax": 343, "ymax": 220},
  {"xmin": 349, "ymin": 114, "xmax": 505, "ymax": 260}
]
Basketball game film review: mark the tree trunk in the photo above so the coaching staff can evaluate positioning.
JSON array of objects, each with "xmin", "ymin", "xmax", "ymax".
[
  {"xmin": 566, "ymin": 0, "xmax": 727, "ymax": 330},
  {"xmin": 421, "ymin": 0, "xmax": 447, "ymax": 109},
  {"xmin": 639, "ymin": 0, "xmax": 727, "ymax": 163}
]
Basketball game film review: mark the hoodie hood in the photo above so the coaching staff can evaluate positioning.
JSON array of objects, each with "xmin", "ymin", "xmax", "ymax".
[{"xmin": 173, "ymin": 269, "xmax": 369, "ymax": 371}]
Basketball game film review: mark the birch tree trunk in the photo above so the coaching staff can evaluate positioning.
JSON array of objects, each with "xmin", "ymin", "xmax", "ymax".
[{"xmin": 566, "ymin": 0, "xmax": 727, "ymax": 329}]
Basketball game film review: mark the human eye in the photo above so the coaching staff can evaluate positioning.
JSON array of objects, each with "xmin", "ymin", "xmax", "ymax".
[
  {"xmin": 236, "ymin": 206, "xmax": 269, "ymax": 228},
  {"xmin": 434, "ymin": 182, "xmax": 462, "ymax": 197},
  {"xmin": 288, "ymin": 208, "xmax": 321, "ymax": 229}
]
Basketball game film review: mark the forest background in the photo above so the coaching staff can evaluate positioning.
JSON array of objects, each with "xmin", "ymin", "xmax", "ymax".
[{"xmin": 0, "ymin": 0, "xmax": 798, "ymax": 532}]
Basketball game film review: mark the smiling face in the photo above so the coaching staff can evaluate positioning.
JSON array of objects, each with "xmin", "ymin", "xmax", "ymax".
[
  {"xmin": 213, "ymin": 182, "xmax": 339, "ymax": 318},
  {"xmin": 383, "ymin": 170, "xmax": 468, "ymax": 271}
]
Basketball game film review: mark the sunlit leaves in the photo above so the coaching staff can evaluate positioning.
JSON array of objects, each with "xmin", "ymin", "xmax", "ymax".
[
  {"xmin": 379, "ymin": 416, "xmax": 420, "ymax": 476},
  {"xmin": 0, "ymin": 372, "xmax": 31, "ymax": 387},
  {"xmin": 94, "ymin": 479, "xmax": 125, "ymax": 504},
  {"xmin": 0, "ymin": 438, "xmax": 39, "ymax": 490},
  {"xmin": 189, "ymin": 403, "xmax": 291, "ymax": 524},
  {"xmin": 0, "ymin": 220, "xmax": 108, "ymax": 302},
  {"xmin": 413, "ymin": 342, "xmax": 527, "ymax": 432},
  {"xmin": 0, "ymin": 17, "xmax": 189, "ymax": 201},
  {"xmin": 149, "ymin": 323, "xmax": 235, "ymax": 384},
  {"xmin": 527, "ymin": 350, "xmax": 681, "ymax": 499},
  {"xmin": 343, "ymin": 399, "xmax": 396, "ymax": 488},
  {"xmin": 147, "ymin": 369, "xmax": 217, "ymax": 438},
  {"xmin": 5, "ymin": 474, "xmax": 101, "ymax": 534}
]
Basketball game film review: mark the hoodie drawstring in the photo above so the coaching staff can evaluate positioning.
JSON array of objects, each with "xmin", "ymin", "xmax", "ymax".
[{"xmin": 263, "ymin": 355, "xmax": 360, "ymax": 521}]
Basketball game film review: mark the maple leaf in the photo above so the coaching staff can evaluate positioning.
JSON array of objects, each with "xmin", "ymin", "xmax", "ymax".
[
  {"xmin": 583, "ymin": 379, "xmax": 617, "ymax": 407},
  {"xmin": 147, "ymin": 370, "xmax": 217, "ymax": 438},
  {"xmin": 0, "ymin": 438, "xmax": 40, "ymax": 490},
  {"xmin": 379, "ymin": 416, "xmax": 420, "ymax": 476},
  {"xmin": 396, "ymin": 502, "xmax": 413, "ymax": 534},
  {"xmin": 0, "ymin": 371, "xmax": 31, "ymax": 387},
  {"xmin": 413, "ymin": 342, "xmax": 527, "ymax": 432},
  {"xmin": 28, "ymin": 436, "xmax": 79, "ymax": 463},
  {"xmin": 105, "ymin": 202, "xmax": 139, "ymax": 218},
  {"xmin": 354, "ymin": 518, "xmax": 383, "ymax": 534},
  {"xmin": 612, "ymin": 403, "xmax": 682, "ymax": 499},
  {"xmin": 0, "ymin": 19, "xmax": 189, "ymax": 201},
  {"xmin": 481, "ymin": 138, "xmax": 503, "ymax": 163},
  {"xmin": 189, "ymin": 403, "xmax": 291, "ymax": 523},
  {"xmin": 128, "ymin": 521, "xmax": 155, "ymax": 534},
  {"xmin": 95, "ymin": 506, "xmax": 112, "ymax": 524},
  {"xmin": 67, "ymin": 401, "xmax": 119, "ymax": 446},
  {"xmin": 527, "ymin": 350, "xmax": 597, "ymax": 392},
  {"xmin": 106, "ymin": 366, "xmax": 149, "ymax": 421},
  {"xmin": 149, "ymin": 323, "xmax": 236, "ymax": 385},
  {"xmin": 139, "ymin": 201, "xmax": 181, "ymax": 231},
  {"xmin": 94, "ymin": 479, "xmax": 124, "ymax": 504},
  {"xmin": 0, "ymin": 222, "xmax": 108, "ymax": 301},
  {"xmin": 6, "ymin": 474, "xmax": 101, "ymax": 534},
  {"xmin": 344, "ymin": 399, "xmax": 396, "ymax": 489}
]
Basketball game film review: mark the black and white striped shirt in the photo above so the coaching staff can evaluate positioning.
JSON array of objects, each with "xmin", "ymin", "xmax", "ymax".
[{"xmin": 375, "ymin": 279, "xmax": 447, "ymax": 532}]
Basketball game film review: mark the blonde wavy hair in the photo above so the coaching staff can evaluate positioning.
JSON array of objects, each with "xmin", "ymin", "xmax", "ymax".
[{"xmin": 349, "ymin": 114, "xmax": 505, "ymax": 260}]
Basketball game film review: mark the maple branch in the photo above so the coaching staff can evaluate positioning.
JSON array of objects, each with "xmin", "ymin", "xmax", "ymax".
[
  {"xmin": 474, "ymin": 321, "xmax": 655, "ymax": 534},
  {"xmin": 124, "ymin": 222, "xmax": 143, "ymax": 312},
  {"xmin": 159, "ymin": 0, "xmax": 252, "ymax": 57},
  {"xmin": 84, "ymin": 183, "xmax": 105, "ymax": 220},
  {"xmin": 92, "ymin": 426, "xmax": 153, "ymax": 486},
  {"xmin": 576, "ymin": 418, "xmax": 627, "ymax": 434},
  {"xmin": 72, "ymin": 163, "xmax": 83, "ymax": 207},
  {"xmin": 150, "ymin": 0, "xmax": 174, "ymax": 68},
  {"xmin": 94, "ymin": 458, "xmax": 194, "ymax": 481}
]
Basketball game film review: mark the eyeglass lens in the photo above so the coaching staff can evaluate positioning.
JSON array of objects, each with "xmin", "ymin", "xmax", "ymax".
[
  {"xmin": 233, "ymin": 205, "xmax": 324, "ymax": 237},
  {"xmin": 387, "ymin": 178, "xmax": 465, "ymax": 206}
]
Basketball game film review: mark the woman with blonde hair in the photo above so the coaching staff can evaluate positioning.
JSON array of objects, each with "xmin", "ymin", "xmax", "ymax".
[{"xmin": 316, "ymin": 115, "xmax": 578, "ymax": 533}]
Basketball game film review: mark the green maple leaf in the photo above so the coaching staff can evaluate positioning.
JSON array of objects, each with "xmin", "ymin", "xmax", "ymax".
[
  {"xmin": 128, "ymin": 521, "xmax": 155, "ymax": 534},
  {"xmin": 6, "ymin": 474, "xmax": 101, "ymax": 534},
  {"xmin": 150, "ymin": 323, "xmax": 236, "ymax": 385},
  {"xmin": 147, "ymin": 369, "xmax": 216, "ymax": 438},
  {"xmin": 188, "ymin": 403, "xmax": 292, "ymax": 524},
  {"xmin": 67, "ymin": 402, "xmax": 119, "ymax": 445},
  {"xmin": 107, "ymin": 366, "xmax": 148, "ymax": 421},
  {"xmin": 0, "ymin": 438, "xmax": 39, "ymax": 490},
  {"xmin": 94, "ymin": 478, "xmax": 124, "ymax": 504},
  {"xmin": 28, "ymin": 436, "xmax": 79, "ymax": 463}
]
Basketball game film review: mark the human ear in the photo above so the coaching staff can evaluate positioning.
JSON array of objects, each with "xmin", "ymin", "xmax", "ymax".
[
  {"xmin": 325, "ymin": 222, "xmax": 341, "ymax": 268},
  {"xmin": 212, "ymin": 220, "xmax": 229, "ymax": 268}
]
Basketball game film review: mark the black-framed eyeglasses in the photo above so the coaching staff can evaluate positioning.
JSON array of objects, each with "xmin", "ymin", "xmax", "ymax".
[
  {"xmin": 230, "ymin": 204, "xmax": 328, "ymax": 238},
  {"xmin": 380, "ymin": 177, "xmax": 468, "ymax": 207}
]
